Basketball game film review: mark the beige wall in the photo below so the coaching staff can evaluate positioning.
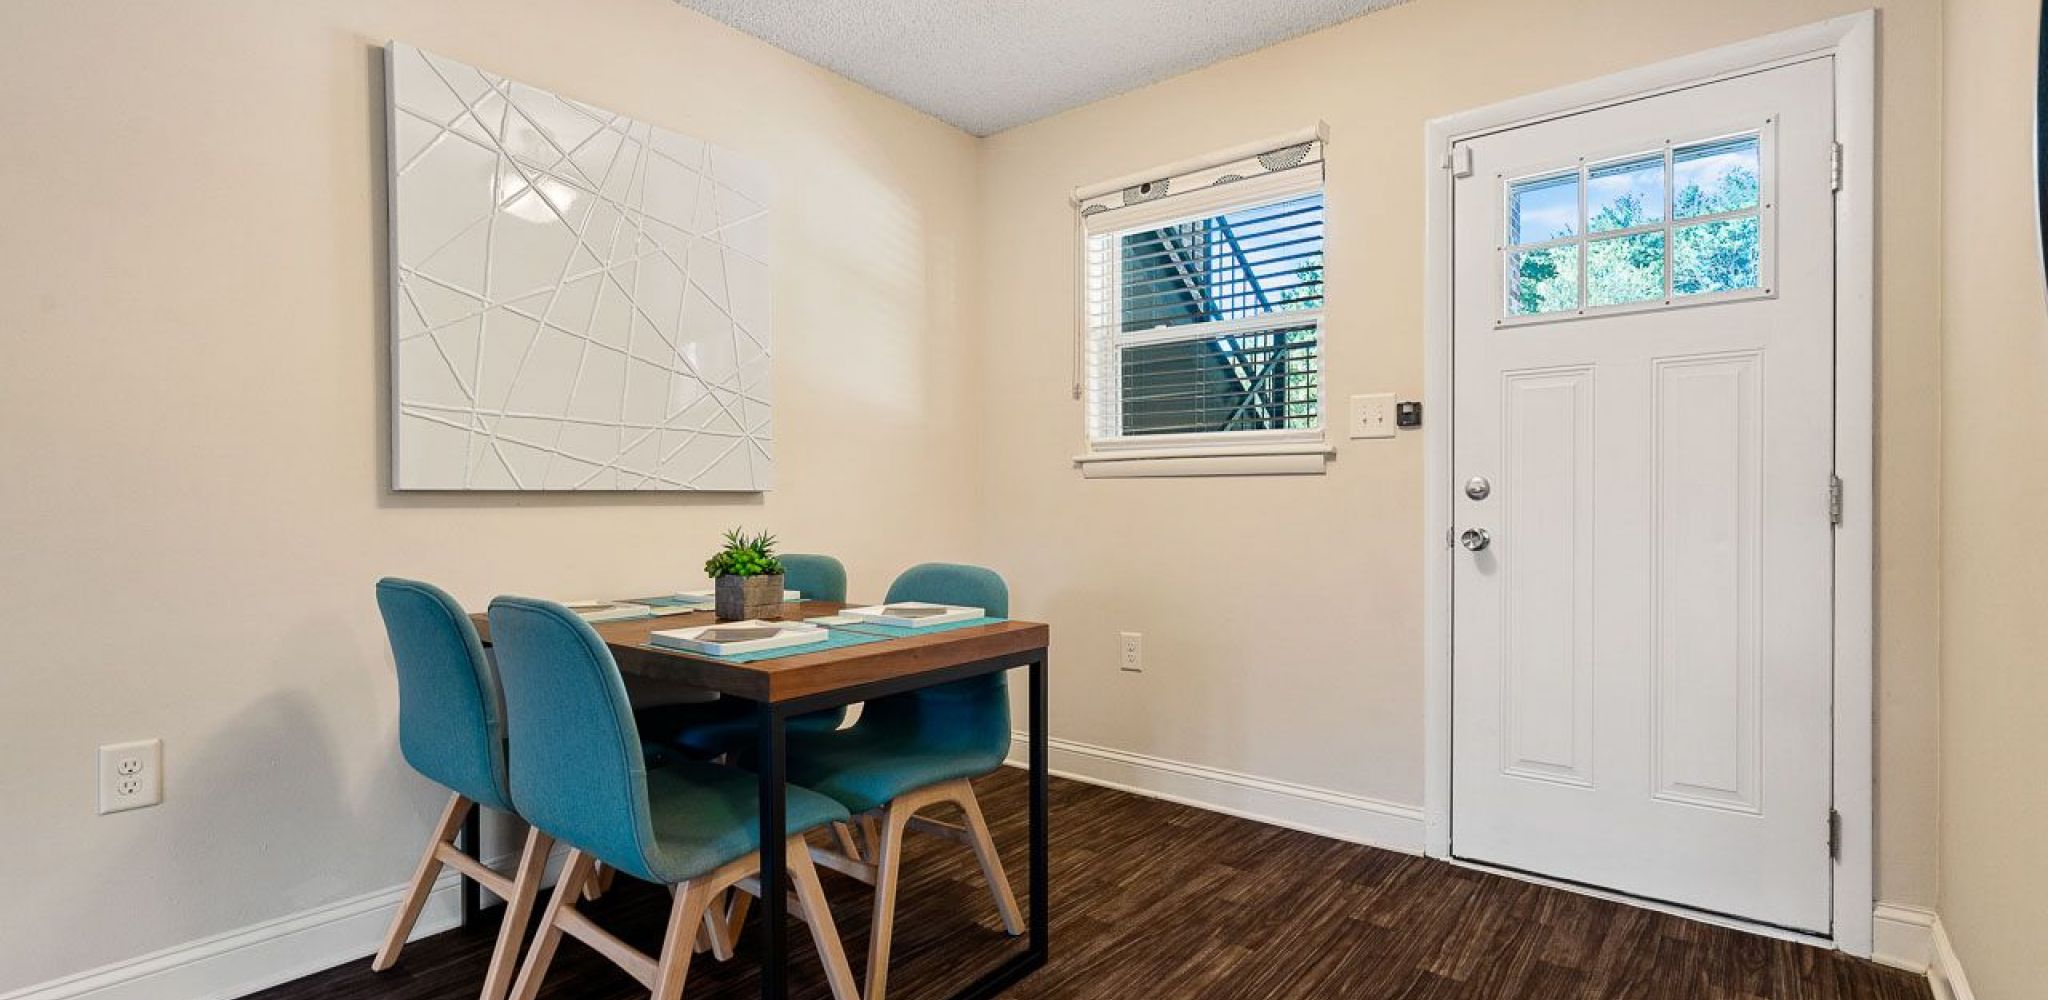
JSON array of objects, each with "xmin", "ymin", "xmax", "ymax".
[
  {"xmin": 0, "ymin": 0, "xmax": 979, "ymax": 990},
  {"xmin": 2, "ymin": 0, "xmax": 2007, "ymax": 993},
  {"xmin": 976, "ymin": 0, "xmax": 1943, "ymax": 909},
  {"xmin": 1939, "ymin": 0, "xmax": 2048, "ymax": 993}
]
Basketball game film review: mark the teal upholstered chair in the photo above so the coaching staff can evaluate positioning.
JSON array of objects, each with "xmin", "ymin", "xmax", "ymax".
[
  {"xmin": 486, "ymin": 596, "xmax": 859, "ymax": 1000},
  {"xmin": 643, "ymin": 553, "xmax": 853, "ymax": 760},
  {"xmin": 371, "ymin": 578, "xmax": 556, "ymax": 1000},
  {"xmin": 781, "ymin": 563, "xmax": 1025, "ymax": 1000},
  {"xmin": 782, "ymin": 552, "xmax": 847, "ymax": 608}
]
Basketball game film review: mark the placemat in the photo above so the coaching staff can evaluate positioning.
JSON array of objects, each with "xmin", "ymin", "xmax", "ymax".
[{"xmin": 836, "ymin": 616, "xmax": 1008, "ymax": 639}]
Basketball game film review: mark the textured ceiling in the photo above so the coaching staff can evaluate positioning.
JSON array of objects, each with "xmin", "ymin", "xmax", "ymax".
[{"xmin": 674, "ymin": 0, "xmax": 1403, "ymax": 136}]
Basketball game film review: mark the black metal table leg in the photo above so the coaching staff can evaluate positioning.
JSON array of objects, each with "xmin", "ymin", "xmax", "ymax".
[
  {"xmin": 460, "ymin": 806, "xmax": 482, "ymax": 929},
  {"xmin": 755, "ymin": 700, "xmax": 790, "ymax": 1000},
  {"xmin": 1029, "ymin": 656, "xmax": 1050, "ymax": 950}
]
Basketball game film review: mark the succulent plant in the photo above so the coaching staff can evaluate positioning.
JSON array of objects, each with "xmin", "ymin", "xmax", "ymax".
[{"xmin": 704, "ymin": 527, "xmax": 784, "ymax": 579}]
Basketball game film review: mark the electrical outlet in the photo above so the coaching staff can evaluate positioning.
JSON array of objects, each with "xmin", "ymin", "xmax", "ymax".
[
  {"xmin": 1119, "ymin": 632, "xmax": 1144, "ymax": 672},
  {"xmin": 1349, "ymin": 393, "xmax": 1396, "ymax": 439},
  {"xmin": 98, "ymin": 739, "xmax": 162, "ymax": 815}
]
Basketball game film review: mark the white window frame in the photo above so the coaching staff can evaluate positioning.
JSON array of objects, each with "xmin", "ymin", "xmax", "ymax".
[
  {"xmin": 1073, "ymin": 144, "xmax": 1332, "ymax": 478},
  {"xmin": 1497, "ymin": 121, "xmax": 1779, "ymax": 328}
]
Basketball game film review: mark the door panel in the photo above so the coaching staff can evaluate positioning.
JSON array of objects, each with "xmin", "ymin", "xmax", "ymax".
[
  {"xmin": 1450, "ymin": 58, "xmax": 1835, "ymax": 932},
  {"xmin": 1651, "ymin": 352, "xmax": 1762, "ymax": 814},
  {"xmin": 1500, "ymin": 368, "xmax": 1595, "ymax": 787}
]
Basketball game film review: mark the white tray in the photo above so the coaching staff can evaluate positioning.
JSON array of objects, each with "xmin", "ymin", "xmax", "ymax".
[
  {"xmin": 837, "ymin": 602, "xmax": 985, "ymax": 628},
  {"xmin": 648, "ymin": 620, "xmax": 829, "ymax": 656}
]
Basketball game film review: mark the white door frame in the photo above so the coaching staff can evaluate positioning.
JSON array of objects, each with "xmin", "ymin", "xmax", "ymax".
[{"xmin": 1420, "ymin": 11, "xmax": 1877, "ymax": 957}]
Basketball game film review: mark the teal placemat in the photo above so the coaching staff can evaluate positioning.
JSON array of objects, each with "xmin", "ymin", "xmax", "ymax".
[
  {"xmin": 667, "ymin": 626, "xmax": 895, "ymax": 663},
  {"xmin": 837, "ymin": 616, "xmax": 1007, "ymax": 639}
]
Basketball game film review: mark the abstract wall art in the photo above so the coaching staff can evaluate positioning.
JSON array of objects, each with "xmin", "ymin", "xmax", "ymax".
[{"xmin": 385, "ymin": 42, "xmax": 774, "ymax": 490}]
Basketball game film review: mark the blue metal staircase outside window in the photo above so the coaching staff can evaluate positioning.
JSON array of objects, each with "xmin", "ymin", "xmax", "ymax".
[{"xmin": 1111, "ymin": 192, "xmax": 1324, "ymax": 437}]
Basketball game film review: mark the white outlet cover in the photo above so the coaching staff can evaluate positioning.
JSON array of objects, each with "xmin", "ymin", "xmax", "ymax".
[
  {"xmin": 98, "ymin": 739, "xmax": 162, "ymax": 815},
  {"xmin": 1349, "ymin": 393, "xmax": 1396, "ymax": 439},
  {"xmin": 1119, "ymin": 631, "xmax": 1143, "ymax": 672}
]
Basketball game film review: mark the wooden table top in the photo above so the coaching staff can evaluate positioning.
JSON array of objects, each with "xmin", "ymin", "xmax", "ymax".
[{"xmin": 471, "ymin": 600, "xmax": 1049, "ymax": 703}]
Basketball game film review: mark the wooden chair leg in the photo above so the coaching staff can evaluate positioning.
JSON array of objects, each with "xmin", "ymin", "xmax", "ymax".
[
  {"xmin": 649, "ymin": 878, "xmax": 719, "ymax": 1000},
  {"xmin": 788, "ymin": 836, "xmax": 860, "ymax": 1000},
  {"xmin": 373, "ymin": 792, "xmax": 472, "ymax": 972},
  {"xmin": 950, "ymin": 782, "xmax": 1025, "ymax": 935},
  {"xmin": 478, "ymin": 827, "xmax": 554, "ymax": 1000},
  {"xmin": 699, "ymin": 890, "xmax": 737, "ymax": 961},
  {"xmin": 865, "ymin": 803, "xmax": 913, "ymax": 1000},
  {"xmin": 508, "ymin": 850, "xmax": 596, "ymax": 1000},
  {"xmin": 583, "ymin": 862, "xmax": 617, "ymax": 901},
  {"xmin": 720, "ymin": 888, "xmax": 752, "ymax": 957},
  {"xmin": 831, "ymin": 821, "xmax": 864, "ymax": 862}
]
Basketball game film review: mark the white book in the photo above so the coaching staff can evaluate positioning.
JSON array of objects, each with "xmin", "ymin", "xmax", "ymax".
[
  {"xmin": 648, "ymin": 620, "xmax": 830, "ymax": 656},
  {"xmin": 560, "ymin": 601, "xmax": 653, "ymax": 624},
  {"xmin": 838, "ymin": 602, "xmax": 984, "ymax": 628}
]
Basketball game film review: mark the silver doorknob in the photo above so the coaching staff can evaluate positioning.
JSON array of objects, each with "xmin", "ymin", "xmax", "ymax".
[{"xmin": 1460, "ymin": 528, "xmax": 1492, "ymax": 552}]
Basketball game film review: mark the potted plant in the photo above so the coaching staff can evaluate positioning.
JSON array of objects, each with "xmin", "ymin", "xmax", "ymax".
[{"xmin": 705, "ymin": 527, "xmax": 785, "ymax": 621}]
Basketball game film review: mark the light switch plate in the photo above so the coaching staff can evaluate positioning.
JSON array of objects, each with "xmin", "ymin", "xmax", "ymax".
[{"xmin": 1349, "ymin": 393, "xmax": 1396, "ymax": 439}]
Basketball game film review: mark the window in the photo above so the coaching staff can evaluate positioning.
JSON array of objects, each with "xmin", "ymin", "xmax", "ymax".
[
  {"xmin": 1077, "ymin": 135, "xmax": 1327, "ymax": 472},
  {"xmin": 1502, "ymin": 129, "xmax": 1769, "ymax": 324}
]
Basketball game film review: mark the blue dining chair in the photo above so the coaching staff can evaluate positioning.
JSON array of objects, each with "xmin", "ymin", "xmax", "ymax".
[
  {"xmin": 778, "ymin": 563, "xmax": 1024, "ymax": 1000},
  {"xmin": 641, "ymin": 553, "xmax": 853, "ymax": 760},
  {"xmin": 485, "ymin": 596, "xmax": 859, "ymax": 1000},
  {"xmin": 371, "ymin": 578, "xmax": 555, "ymax": 1000}
]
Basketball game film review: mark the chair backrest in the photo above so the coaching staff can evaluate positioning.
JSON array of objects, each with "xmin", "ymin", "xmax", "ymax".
[
  {"xmin": 780, "ymin": 553, "xmax": 848, "ymax": 603},
  {"xmin": 486, "ymin": 596, "xmax": 658, "ymax": 880},
  {"xmin": 863, "ymin": 563, "xmax": 1012, "ymax": 753},
  {"xmin": 374, "ymin": 578, "xmax": 513, "ymax": 812}
]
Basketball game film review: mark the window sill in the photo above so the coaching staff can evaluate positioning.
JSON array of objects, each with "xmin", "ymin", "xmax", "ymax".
[{"xmin": 1072, "ymin": 440, "xmax": 1333, "ymax": 479}]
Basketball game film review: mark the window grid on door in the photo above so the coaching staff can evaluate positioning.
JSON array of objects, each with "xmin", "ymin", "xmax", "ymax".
[{"xmin": 1498, "ymin": 124, "xmax": 1773, "ymax": 326}]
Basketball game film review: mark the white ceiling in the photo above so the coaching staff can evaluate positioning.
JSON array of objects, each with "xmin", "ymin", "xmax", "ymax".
[{"xmin": 674, "ymin": 0, "xmax": 1404, "ymax": 136}]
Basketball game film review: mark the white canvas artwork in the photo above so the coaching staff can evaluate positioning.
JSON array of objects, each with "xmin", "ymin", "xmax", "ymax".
[{"xmin": 385, "ymin": 42, "xmax": 774, "ymax": 491}]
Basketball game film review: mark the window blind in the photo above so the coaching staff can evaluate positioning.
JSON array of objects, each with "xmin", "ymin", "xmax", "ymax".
[{"xmin": 1079, "ymin": 136, "xmax": 1325, "ymax": 445}]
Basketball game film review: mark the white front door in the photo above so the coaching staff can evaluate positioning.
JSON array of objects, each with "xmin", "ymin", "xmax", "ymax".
[{"xmin": 1450, "ymin": 58, "xmax": 1836, "ymax": 932}]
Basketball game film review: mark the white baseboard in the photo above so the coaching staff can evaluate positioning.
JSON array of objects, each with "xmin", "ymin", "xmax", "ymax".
[
  {"xmin": 1868, "ymin": 904, "xmax": 1977, "ymax": 1000},
  {"xmin": 1872, "ymin": 902, "xmax": 1938, "ymax": 973},
  {"xmin": 1005, "ymin": 732, "xmax": 1426, "ymax": 854},
  {"xmin": 1928, "ymin": 915, "xmax": 1977, "ymax": 1000},
  {"xmin": 0, "ymin": 845, "xmax": 568, "ymax": 1000}
]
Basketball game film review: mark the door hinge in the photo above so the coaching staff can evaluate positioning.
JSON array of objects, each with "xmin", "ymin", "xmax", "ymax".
[
  {"xmin": 1827, "ymin": 473, "xmax": 1844, "ymax": 526},
  {"xmin": 1444, "ymin": 146, "xmax": 1474, "ymax": 179},
  {"xmin": 1828, "ymin": 809, "xmax": 1842, "ymax": 860},
  {"xmin": 1830, "ymin": 141, "xmax": 1843, "ymax": 193}
]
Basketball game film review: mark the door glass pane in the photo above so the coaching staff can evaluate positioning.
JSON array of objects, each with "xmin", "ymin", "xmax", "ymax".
[
  {"xmin": 1507, "ymin": 172, "xmax": 1578, "ymax": 245},
  {"xmin": 1587, "ymin": 232, "xmax": 1666, "ymax": 307},
  {"xmin": 1672, "ymin": 217, "xmax": 1760, "ymax": 295},
  {"xmin": 1674, "ymin": 135, "xmax": 1760, "ymax": 219},
  {"xmin": 1588, "ymin": 155, "xmax": 1664, "ymax": 233},
  {"xmin": 1507, "ymin": 244, "xmax": 1580, "ymax": 316}
]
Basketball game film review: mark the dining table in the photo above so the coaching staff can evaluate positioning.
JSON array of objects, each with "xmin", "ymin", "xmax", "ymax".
[{"xmin": 470, "ymin": 599, "xmax": 1051, "ymax": 1000}]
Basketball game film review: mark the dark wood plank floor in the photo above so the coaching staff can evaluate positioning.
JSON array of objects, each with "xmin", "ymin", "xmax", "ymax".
[{"xmin": 251, "ymin": 771, "xmax": 1929, "ymax": 1000}]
